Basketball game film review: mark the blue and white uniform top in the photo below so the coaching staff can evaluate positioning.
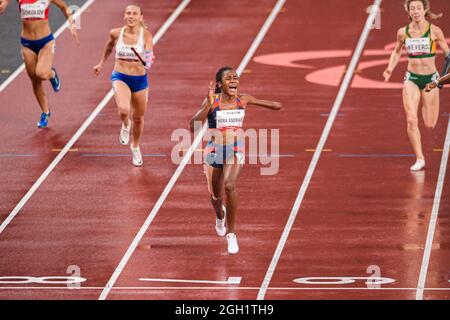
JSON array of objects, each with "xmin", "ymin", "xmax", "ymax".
[
  {"xmin": 115, "ymin": 26, "xmax": 145, "ymax": 62},
  {"xmin": 208, "ymin": 95, "xmax": 246, "ymax": 132}
]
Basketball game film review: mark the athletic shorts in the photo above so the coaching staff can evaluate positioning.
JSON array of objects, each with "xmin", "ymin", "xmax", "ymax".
[
  {"xmin": 111, "ymin": 70, "xmax": 149, "ymax": 93},
  {"xmin": 204, "ymin": 140, "xmax": 244, "ymax": 169},
  {"xmin": 21, "ymin": 33, "xmax": 55, "ymax": 55},
  {"xmin": 404, "ymin": 71, "xmax": 439, "ymax": 91}
]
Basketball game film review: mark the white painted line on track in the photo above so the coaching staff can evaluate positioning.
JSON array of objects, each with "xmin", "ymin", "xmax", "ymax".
[
  {"xmin": 0, "ymin": 0, "xmax": 96, "ymax": 93},
  {"xmin": 416, "ymin": 116, "xmax": 450, "ymax": 300},
  {"xmin": 0, "ymin": 287, "xmax": 449, "ymax": 291},
  {"xmin": 139, "ymin": 277, "xmax": 242, "ymax": 285},
  {"xmin": 98, "ymin": 0, "xmax": 287, "ymax": 301},
  {"xmin": 256, "ymin": 0, "xmax": 383, "ymax": 300},
  {"xmin": 0, "ymin": 0, "xmax": 191, "ymax": 236}
]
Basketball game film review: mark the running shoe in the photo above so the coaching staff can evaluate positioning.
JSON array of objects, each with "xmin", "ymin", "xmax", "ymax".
[
  {"xmin": 49, "ymin": 67, "xmax": 61, "ymax": 92},
  {"xmin": 215, "ymin": 205, "xmax": 226, "ymax": 237},
  {"xmin": 37, "ymin": 111, "xmax": 51, "ymax": 128},
  {"xmin": 226, "ymin": 233, "xmax": 239, "ymax": 254},
  {"xmin": 131, "ymin": 145, "xmax": 143, "ymax": 167},
  {"xmin": 410, "ymin": 159, "xmax": 425, "ymax": 171},
  {"xmin": 119, "ymin": 120, "xmax": 131, "ymax": 145}
]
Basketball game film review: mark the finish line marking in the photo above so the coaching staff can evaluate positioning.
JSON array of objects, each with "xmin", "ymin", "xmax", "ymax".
[{"xmin": 139, "ymin": 277, "xmax": 242, "ymax": 285}]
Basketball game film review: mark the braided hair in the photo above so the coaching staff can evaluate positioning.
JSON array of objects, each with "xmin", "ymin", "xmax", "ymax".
[{"xmin": 214, "ymin": 66, "xmax": 234, "ymax": 94}]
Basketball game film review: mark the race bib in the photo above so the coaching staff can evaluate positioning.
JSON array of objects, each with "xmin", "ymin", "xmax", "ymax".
[
  {"xmin": 216, "ymin": 109, "xmax": 245, "ymax": 130},
  {"xmin": 116, "ymin": 45, "xmax": 139, "ymax": 61},
  {"xmin": 405, "ymin": 37, "xmax": 431, "ymax": 56},
  {"xmin": 20, "ymin": 1, "xmax": 49, "ymax": 19}
]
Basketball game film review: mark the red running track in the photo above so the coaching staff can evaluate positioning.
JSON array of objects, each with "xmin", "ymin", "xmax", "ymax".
[{"xmin": 0, "ymin": 0, "xmax": 449, "ymax": 300}]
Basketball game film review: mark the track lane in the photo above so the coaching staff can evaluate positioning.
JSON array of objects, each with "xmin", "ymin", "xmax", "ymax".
[
  {"xmin": 105, "ymin": 0, "xmax": 375, "ymax": 300},
  {"xmin": 261, "ymin": 0, "xmax": 450, "ymax": 300}
]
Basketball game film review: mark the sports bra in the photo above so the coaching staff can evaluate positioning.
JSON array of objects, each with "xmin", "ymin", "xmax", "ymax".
[
  {"xmin": 115, "ymin": 27, "xmax": 145, "ymax": 61},
  {"xmin": 208, "ymin": 95, "xmax": 245, "ymax": 131},
  {"xmin": 18, "ymin": 0, "xmax": 50, "ymax": 21},
  {"xmin": 404, "ymin": 23, "xmax": 436, "ymax": 59}
]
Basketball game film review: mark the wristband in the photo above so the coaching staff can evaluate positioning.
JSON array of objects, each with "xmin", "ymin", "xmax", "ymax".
[{"xmin": 143, "ymin": 50, "xmax": 154, "ymax": 70}]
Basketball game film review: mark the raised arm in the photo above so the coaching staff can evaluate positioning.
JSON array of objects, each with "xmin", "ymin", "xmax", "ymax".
[
  {"xmin": 239, "ymin": 94, "xmax": 282, "ymax": 111},
  {"xmin": 52, "ymin": 0, "xmax": 79, "ymax": 44},
  {"xmin": 93, "ymin": 29, "xmax": 119, "ymax": 76},
  {"xmin": 190, "ymin": 81, "xmax": 215, "ymax": 133},
  {"xmin": 0, "ymin": 0, "xmax": 11, "ymax": 14},
  {"xmin": 384, "ymin": 28, "xmax": 405, "ymax": 82}
]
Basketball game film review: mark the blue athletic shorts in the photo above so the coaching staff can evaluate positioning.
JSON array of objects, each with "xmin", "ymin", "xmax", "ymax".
[
  {"xmin": 204, "ymin": 140, "xmax": 244, "ymax": 169},
  {"xmin": 21, "ymin": 33, "xmax": 55, "ymax": 55},
  {"xmin": 111, "ymin": 71, "xmax": 149, "ymax": 93}
]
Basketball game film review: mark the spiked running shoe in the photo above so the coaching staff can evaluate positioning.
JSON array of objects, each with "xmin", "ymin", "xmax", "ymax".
[
  {"xmin": 50, "ymin": 67, "xmax": 61, "ymax": 92},
  {"xmin": 37, "ymin": 111, "xmax": 51, "ymax": 128}
]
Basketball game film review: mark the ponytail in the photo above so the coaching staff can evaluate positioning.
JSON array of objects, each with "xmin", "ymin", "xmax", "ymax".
[{"xmin": 425, "ymin": 10, "xmax": 442, "ymax": 20}]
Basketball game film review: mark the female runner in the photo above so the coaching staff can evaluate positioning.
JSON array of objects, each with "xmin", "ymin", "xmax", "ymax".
[
  {"xmin": 93, "ymin": 4, "xmax": 154, "ymax": 167},
  {"xmin": 190, "ymin": 67, "xmax": 282, "ymax": 254},
  {"xmin": 0, "ymin": 0, "xmax": 79, "ymax": 128},
  {"xmin": 383, "ymin": 0, "xmax": 449, "ymax": 171}
]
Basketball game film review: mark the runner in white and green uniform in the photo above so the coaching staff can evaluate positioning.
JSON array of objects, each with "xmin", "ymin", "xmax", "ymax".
[
  {"xmin": 403, "ymin": 22, "xmax": 439, "ymax": 90},
  {"xmin": 383, "ymin": 0, "xmax": 450, "ymax": 172}
]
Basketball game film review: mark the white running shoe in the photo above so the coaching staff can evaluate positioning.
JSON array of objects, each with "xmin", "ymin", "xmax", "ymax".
[
  {"xmin": 410, "ymin": 159, "xmax": 425, "ymax": 171},
  {"xmin": 226, "ymin": 233, "xmax": 239, "ymax": 254},
  {"xmin": 119, "ymin": 120, "xmax": 131, "ymax": 145},
  {"xmin": 131, "ymin": 145, "xmax": 143, "ymax": 167},
  {"xmin": 215, "ymin": 205, "xmax": 226, "ymax": 237}
]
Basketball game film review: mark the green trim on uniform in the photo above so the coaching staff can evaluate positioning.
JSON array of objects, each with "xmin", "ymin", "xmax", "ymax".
[
  {"xmin": 404, "ymin": 71, "xmax": 439, "ymax": 90},
  {"xmin": 405, "ymin": 23, "xmax": 435, "ymax": 59}
]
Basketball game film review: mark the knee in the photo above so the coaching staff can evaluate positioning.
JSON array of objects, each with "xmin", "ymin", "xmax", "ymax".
[
  {"xmin": 406, "ymin": 116, "xmax": 419, "ymax": 129},
  {"xmin": 117, "ymin": 105, "xmax": 130, "ymax": 116},
  {"xmin": 35, "ymin": 68, "xmax": 49, "ymax": 80},
  {"xmin": 224, "ymin": 181, "xmax": 236, "ymax": 194},
  {"xmin": 424, "ymin": 120, "xmax": 436, "ymax": 130},
  {"xmin": 132, "ymin": 114, "xmax": 144, "ymax": 124}
]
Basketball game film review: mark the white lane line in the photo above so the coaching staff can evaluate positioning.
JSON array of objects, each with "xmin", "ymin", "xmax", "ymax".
[
  {"xmin": 256, "ymin": 0, "xmax": 383, "ymax": 300},
  {"xmin": 0, "ymin": 0, "xmax": 191, "ymax": 236},
  {"xmin": 0, "ymin": 90, "xmax": 113, "ymax": 235},
  {"xmin": 139, "ymin": 277, "xmax": 242, "ymax": 285},
  {"xmin": 98, "ymin": 0, "xmax": 287, "ymax": 300},
  {"xmin": 0, "ymin": 0, "xmax": 96, "ymax": 93},
  {"xmin": 416, "ymin": 116, "xmax": 450, "ymax": 300},
  {"xmin": 1, "ymin": 287, "xmax": 450, "ymax": 291}
]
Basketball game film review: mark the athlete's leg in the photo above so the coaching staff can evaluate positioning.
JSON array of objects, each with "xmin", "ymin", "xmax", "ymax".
[
  {"xmin": 222, "ymin": 158, "xmax": 242, "ymax": 234},
  {"xmin": 205, "ymin": 164, "xmax": 224, "ymax": 219},
  {"xmin": 22, "ymin": 47, "xmax": 49, "ymax": 114},
  {"xmin": 421, "ymin": 86, "xmax": 439, "ymax": 129},
  {"xmin": 130, "ymin": 88, "xmax": 148, "ymax": 148},
  {"xmin": 113, "ymin": 80, "xmax": 132, "ymax": 126},
  {"xmin": 35, "ymin": 40, "xmax": 55, "ymax": 80},
  {"xmin": 403, "ymin": 81, "xmax": 424, "ymax": 160}
]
